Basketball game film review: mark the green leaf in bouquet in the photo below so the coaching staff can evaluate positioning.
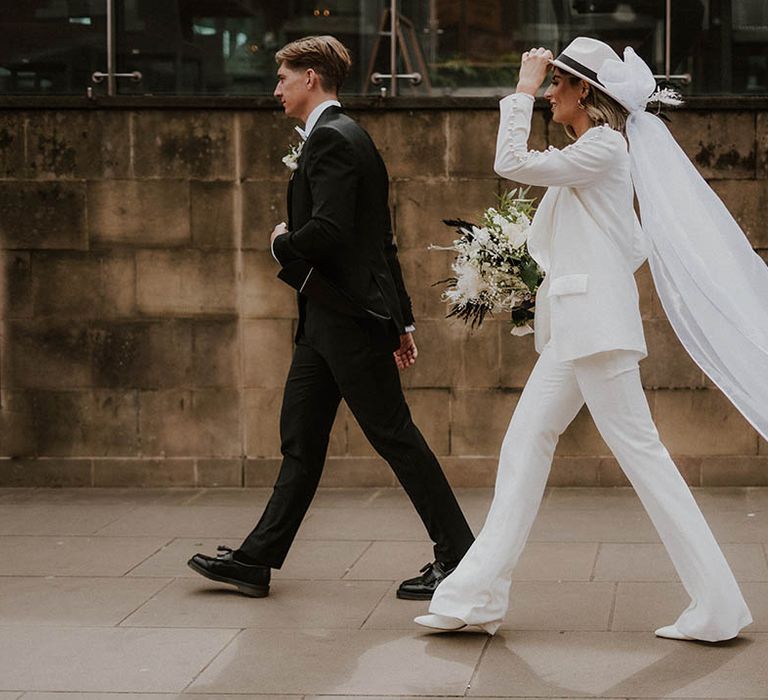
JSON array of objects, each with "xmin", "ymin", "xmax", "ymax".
[{"xmin": 520, "ymin": 260, "xmax": 542, "ymax": 292}]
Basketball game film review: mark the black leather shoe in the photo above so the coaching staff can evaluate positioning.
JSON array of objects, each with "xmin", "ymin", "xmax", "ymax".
[
  {"xmin": 187, "ymin": 546, "xmax": 270, "ymax": 598},
  {"xmin": 396, "ymin": 560, "xmax": 455, "ymax": 600}
]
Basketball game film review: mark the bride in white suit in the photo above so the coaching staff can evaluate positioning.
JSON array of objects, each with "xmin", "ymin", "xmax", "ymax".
[{"xmin": 414, "ymin": 38, "xmax": 761, "ymax": 642}]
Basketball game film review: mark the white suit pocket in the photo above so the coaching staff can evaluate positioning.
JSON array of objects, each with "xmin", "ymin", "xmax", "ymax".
[{"xmin": 548, "ymin": 273, "xmax": 589, "ymax": 297}]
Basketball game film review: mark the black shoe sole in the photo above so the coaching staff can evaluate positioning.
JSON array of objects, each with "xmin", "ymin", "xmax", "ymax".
[
  {"xmin": 187, "ymin": 558, "xmax": 269, "ymax": 598},
  {"xmin": 396, "ymin": 589, "xmax": 435, "ymax": 600}
]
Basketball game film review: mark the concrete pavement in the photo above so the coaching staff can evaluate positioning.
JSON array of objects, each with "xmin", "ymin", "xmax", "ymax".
[{"xmin": 0, "ymin": 486, "xmax": 767, "ymax": 698}]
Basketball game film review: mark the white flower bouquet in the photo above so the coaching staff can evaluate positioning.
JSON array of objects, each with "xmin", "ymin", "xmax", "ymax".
[{"xmin": 431, "ymin": 188, "xmax": 543, "ymax": 335}]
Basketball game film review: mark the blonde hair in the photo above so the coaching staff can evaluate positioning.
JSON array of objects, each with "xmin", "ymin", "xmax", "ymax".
[
  {"xmin": 563, "ymin": 73, "xmax": 628, "ymax": 140},
  {"xmin": 275, "ymin": 35, "xmax": 352, "ymax": 93}
]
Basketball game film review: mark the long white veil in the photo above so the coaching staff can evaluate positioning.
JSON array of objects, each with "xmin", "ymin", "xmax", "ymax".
[{"xmin": 599, "ymin": 48, "xmax": 768, "ymax": 440}]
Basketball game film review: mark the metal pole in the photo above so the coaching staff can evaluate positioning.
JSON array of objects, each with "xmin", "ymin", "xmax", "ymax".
[
  {"xmin": 665, "ymin": 0, "xmax": 671, "ymax": 79},
  {"xmin": 107, "ymin": 0, "xmax": 116, "ymax": 95},
  {"xmin": 390, "ymin": 0, "xmax": 397, "ymax": 97},
  {"xmin": 428, "ymin": 0, "xmax": 438, "ymax": 64}
]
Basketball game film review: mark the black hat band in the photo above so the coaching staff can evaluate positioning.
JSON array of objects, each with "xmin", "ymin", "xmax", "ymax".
[{"xmin": 555, "ymin": 53, "xmax": 604, "ymax": 86}]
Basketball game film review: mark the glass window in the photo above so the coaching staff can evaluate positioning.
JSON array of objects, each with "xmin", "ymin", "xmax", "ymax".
[
  {"xmin": 0, "ymin": 1, "xmax": 765, "ymax": 97},
  {"xmin": 398, "ymin": 1, "xmax": 766, "ymax": 97},
  {"xmin": 0, "ymin": 0, "xmax": 106, "ymax": 95},
  {"xmin": 728, "ymin": 0, "xmax": 768, "ymax": 93},
  {"xmin": 114, "ymin": 0, "xmax": 386, "ymax": 95}
]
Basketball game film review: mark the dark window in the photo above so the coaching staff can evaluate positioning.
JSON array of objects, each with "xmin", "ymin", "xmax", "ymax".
[{"xmin": 1, "ymin": 1, "xmax": 765, "ymax": 97}]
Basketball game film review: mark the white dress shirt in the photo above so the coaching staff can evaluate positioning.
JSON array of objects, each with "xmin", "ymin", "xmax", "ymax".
[{"xmin": 296, "ymin": 99, "xmax": 342, "ymax": 140}]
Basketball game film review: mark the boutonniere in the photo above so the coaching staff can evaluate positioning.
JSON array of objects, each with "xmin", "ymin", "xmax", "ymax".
[{"xmin": 282, "ymin": 141, "xmax": 304, "ymax": 171}]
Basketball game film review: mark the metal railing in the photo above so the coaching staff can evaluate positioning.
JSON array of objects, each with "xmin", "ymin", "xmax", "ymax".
[{"xmin": 89, "ymin": 0, "xmax": 142, "ymax": 96}]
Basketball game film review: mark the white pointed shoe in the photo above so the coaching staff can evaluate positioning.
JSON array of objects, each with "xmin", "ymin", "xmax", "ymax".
[
  {"xmin": 414, "ymin": 614, "xmax": 466, "ymax": 630},
  {"xmin": 414, "ymin": 614, "xmax": 500, "ymax": 635},
  {"xmin": 655, "ymin": 625, "xmax": 695, "ymax": 641}
]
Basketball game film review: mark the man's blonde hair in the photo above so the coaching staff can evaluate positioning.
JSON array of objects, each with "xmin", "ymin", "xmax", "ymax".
[{"xmin": 275, "ymin": 35, "xmax": 352, "ymax": 93}]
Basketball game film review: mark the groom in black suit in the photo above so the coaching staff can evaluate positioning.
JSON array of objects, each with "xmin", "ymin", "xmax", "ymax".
[{"xmin": 189, "ymin": 35, "xmax": 474, "ymax": 599}]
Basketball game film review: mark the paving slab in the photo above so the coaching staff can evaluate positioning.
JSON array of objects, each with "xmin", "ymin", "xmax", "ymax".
[
  {"xmin": 511, "ymin": 542, "xmax": 600, "ymax": 581},
  {"xmin": 122, "ymin": 578, "xmax": 391, "ymax": 629},
  {"xmin": 292, "ymin": 507, "xmax": 430, "ymax": 542},
  {"xmin": 361, "ymin": 582, "xmax": 428, "ymax": 630},
  {"xmin": 706, "ymin": 510, "xmax": 768, "ymax": 543},
  {"xmin": 362, "ymin": 581, "xmax": 614, "ymax": 632},
  {"xmin": 95, "ymin": 506, "xmax": 268, "ymax": 538},
  {"xmin": 745, "ymin": 488, "xmax": 768, "ymax": 509},
  {"xmin": 22, "ymin": 695, "xmax": 293, "ymax": 700},
  {"xmin": 187, "ymin": 629, "xmax": 487, "ymax": 696},
  {"xmin": 344, "ymin": 541, "xmax": 434, "ymax": 581},
  {"xmin": 594, "ymin": 542, "xmax": 768, "ymax": 582},
  {"xmin": 0, "ymin": 536, "xmax": 170, "ymax": 576},
  {"xmin": 0, "ymin": 577, "xmax": 170, "ymax": 626},
  {"xmin": 612, "ymin": 581, "xmax": 768, "ymax": 633},
  {"xmin": 344, "ymin": 541, "xmax": 599, "ymax": 584},
  {"xmin": 0, "ymin": 628, "xmax": 237, "ymax": 692},
  {"xmin": 468, "ymin": 630, "xmax": 768, "ymax": 697},
  {"xmin": 528, "ymin": 508, "xmax": 661, "ymax": 543},
  {"xmin": 182, "ymin": 488, "xmax": 273, "ymax": 507},
  {"xmin": 0, "ymin": 505, "xmax": 135, "ymax": 535},
  {"xmin": 188, "ymin": 488, "xmax": 386, "ymax": 509},
  {"xmin": 501, "ymin": 581, "xmax": 615, "ymax": 631},
  {"xmin": 544, "ymin": 487, "xmax": 763, "ymax": 514},
  {"xmin": 611, "ymin": 581, "xmax": 691, "ymax": 633},
  {"xmin": 308, "ymin": 697, "xmax": 623, "ymax": 700},
  {"xmin": 0, "ymin": 488, "xmax": 201, "ymax": 506},
  {"xmin": 186, "ymin": 488, "xmax": 394, "ymax": 510},
  {"xmin": 351, "ymin": 487, "xmax": 495, "ymax": 512},
  {"xmin": 543, "ymin": 487, "xmax": 646, "ymax": 511}
]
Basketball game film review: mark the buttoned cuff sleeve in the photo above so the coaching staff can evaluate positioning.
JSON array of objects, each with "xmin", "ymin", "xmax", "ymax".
[{"xmin": 494, "ymin": 92, "xmax": 620, "ymax": 188}]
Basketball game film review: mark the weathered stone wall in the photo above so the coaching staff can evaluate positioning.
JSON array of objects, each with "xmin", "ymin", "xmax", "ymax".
[{"xmin": 1, "ymin": 103, "xmax": 766, "ymax": 486}]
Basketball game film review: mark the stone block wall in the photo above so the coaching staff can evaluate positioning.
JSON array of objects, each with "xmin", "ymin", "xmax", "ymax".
[{"xmin": 1, "ymin": 102, "xmax": 766, "ymax": 486}]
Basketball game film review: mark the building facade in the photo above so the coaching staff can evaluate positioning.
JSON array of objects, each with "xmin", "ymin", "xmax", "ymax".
[{"xmin": 1, "ymin": 1, "xmax": 767, "ymax": 486}]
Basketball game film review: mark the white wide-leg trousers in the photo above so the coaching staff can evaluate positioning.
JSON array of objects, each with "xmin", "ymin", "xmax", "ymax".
[{"xmin": 429, "ymin": 345, "xmax": 752, "ymax": 641}]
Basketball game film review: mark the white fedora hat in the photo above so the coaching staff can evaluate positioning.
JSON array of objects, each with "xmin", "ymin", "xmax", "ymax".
[{"xmin": 550, "ymin": 37, "xmax": 632, "ymax": 110}]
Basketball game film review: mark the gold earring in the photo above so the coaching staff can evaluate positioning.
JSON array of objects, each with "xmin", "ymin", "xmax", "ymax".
[{"xmin": 578, "ymin": 100, "xmax": 585, "ymax": 110}]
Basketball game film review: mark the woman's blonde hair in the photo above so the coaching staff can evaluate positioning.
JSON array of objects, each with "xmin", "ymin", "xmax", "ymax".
[{"xmin": 562, "ymin": 72, "xmax": 628, "ymax": 140}]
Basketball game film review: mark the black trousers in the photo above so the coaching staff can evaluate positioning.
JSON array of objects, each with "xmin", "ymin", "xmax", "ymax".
[{"xmin": 240, "ymin": 300, "xmax": 475, "ymax": 569}]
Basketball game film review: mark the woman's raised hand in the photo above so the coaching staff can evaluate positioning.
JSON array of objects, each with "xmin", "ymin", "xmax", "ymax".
[{"xmin": 516, "ymin": 47, "xmax": 553, "ymax": 96}]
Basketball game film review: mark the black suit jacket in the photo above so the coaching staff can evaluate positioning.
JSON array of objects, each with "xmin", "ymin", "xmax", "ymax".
[{"xmin": 272, "ymin": 106, "xmax": 414, "ymax": 342}]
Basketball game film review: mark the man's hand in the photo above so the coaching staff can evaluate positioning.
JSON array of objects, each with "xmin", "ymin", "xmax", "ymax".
[
  {"xmin": 516, "ymin": 47, "xmax": 553, "ymax": 96},
  {"xmin": 394, "ymin": 332, "xmax": 418, "ymax": 370},
  {"xmin": 270, "ymin": 222, "xmax": 288, "ymax": 246}
]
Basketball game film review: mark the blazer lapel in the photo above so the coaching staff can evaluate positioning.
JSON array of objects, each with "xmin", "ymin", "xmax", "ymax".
[{"xmin": 527, "ymin": 188, "xmax": 560, "ymax": 273}]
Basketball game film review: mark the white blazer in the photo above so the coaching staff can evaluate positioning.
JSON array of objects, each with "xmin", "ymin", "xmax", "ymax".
[{"xmin": 494, "ymin": 93, "xmax": 648, "ymax": 362}]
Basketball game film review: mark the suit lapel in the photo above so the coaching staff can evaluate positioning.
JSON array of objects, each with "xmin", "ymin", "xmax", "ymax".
[{"xmin": 287, "ymin": 106, "xmax": 343, "ymax": 229}]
